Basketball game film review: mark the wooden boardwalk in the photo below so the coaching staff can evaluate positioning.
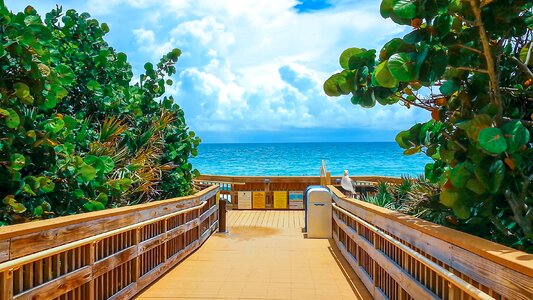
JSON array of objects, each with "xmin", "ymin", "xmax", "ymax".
[{"xmin": 135, "ymin": 210, "xmax": 371, "ymax": 300}]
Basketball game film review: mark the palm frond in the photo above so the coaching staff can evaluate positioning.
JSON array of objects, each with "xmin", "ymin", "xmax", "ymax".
[{"xmin": 100, "ymin": 117, "xmax": 127, "ymax": 142}]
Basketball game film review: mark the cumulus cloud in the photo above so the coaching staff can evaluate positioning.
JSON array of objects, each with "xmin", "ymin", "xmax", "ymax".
[{"xmin": 5, "ymin": 0, "xmax": 429, "ymax": 142}]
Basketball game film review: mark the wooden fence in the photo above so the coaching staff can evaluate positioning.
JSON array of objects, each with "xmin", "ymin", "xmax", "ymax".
[
  {"xmin": 329, "ymin": 185, "xmax": 533, "ymax": 300},
  {"xmin": 196, "ymin": 174, "xmax": 401, "ymax": 209},
  {"xmin": 0, "ymin": 185, "xmax": 219, "ymax": 300}
]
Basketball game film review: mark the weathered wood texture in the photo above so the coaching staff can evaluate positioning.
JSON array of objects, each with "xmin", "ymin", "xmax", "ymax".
[
  {"xmin": 197, "ymin": 174, "xmax": 401, "ymax": 209},
  {"xmin": 329, "ymin": 185, "xmax": 533, "ymax": 300},
  {"xmin": 0, "ymin": 186, "xmax": 219, "ymax": 300}
]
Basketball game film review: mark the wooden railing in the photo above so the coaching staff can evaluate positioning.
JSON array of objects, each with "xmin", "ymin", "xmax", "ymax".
[
  {"xmin": 329, "ymin": 185, "xmax": 533, "ymax": 300},
  {"xmin": 0, "ymin": 186, "xmax": 219, "ymax": 300},
  {"xmin": 196, "ymin": 174, "xmax": 401, "ymax": 209}
]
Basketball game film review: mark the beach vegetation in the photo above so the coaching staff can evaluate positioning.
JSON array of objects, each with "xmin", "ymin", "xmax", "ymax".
[
  {"xmin": 0, "ymin": 4, "xmax": 200, "ymax": 225},
  {"xmin": 326, "ymin": 0, "xmax": 533, "ymax": 252}
]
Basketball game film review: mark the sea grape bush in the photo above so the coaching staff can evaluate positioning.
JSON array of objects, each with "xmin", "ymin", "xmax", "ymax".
[
  {"xmin": 0, "ymin": 3, "xmax": 200, "ymax": 224},
  {"xmin": 325, "ymin": 0, "xmax": 533, "ymax": 251}
]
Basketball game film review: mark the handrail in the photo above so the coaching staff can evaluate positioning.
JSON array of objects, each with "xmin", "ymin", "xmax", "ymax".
[
  {"xmin": 0, "ymin": 185, "xmax": 219, "ymax": 240},
  {"xmin": 332, "ymin": 203, "xmax": 494, "ymax": 300},
  {"xmin": 329, "ymin": 184, "xmax": 533, "ymax": 278},
  {"xmin": 0, "ymin": 187, "xmax": 220, "ymax": 300},
  {"xmin": 0, "ymin": 201, "xmax": 208, "ymax": 273}
]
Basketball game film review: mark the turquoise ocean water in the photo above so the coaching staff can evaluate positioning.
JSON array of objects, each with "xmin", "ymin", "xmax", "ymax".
[{"xmin": 191, "ymin": 142, "xmax": 431, "ymax": 177}]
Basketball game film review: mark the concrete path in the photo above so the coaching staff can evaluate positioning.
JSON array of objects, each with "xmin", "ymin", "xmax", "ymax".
[{"xmin": 135, "ymin": 210, "xmax": 371, "ymax": 299}]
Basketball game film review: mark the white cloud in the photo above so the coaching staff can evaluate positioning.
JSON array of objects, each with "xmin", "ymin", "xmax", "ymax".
[
  {"xmin": 6, "ymin": 0, "xmax": 427, "ymax": 141},
  {"xmin": 126, "ymin": 0, "xmax": 424, "ymax": 137}
]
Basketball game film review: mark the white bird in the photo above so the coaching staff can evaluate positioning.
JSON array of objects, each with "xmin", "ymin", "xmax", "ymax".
[{"xmin": 341, "ymin": 169, "xmax": 355, "ymax": 196}]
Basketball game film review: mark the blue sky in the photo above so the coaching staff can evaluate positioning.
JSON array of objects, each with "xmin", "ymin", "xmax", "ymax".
[{"xmin": 6, "ymin": 0, "xmax": 429, "ymax": 143}]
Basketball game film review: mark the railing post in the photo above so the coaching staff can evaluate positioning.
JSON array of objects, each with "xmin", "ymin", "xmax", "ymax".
[
  {"xmin": 0, "ymin": 270, "xmax": 13, "ymax": 299},
  {"xmin": 218, "ymin": 199, "xmax": 227, "ymax": 233},
  {"xmin": 88, "ymin": 242, "xmax": 96, "ymax": 300}
]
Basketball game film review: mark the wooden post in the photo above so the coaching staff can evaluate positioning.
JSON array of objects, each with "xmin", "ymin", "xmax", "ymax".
[
  {"xmin": 0, "ymin": 270, "xmax": 13, "ymax": 299},
  {"xmin": 218, "ymin": 200, "xmax": 227, "ymax": 233},
  {"xmin": 87, "ymin": 243, "xmax": 96, "ymax": 300}
]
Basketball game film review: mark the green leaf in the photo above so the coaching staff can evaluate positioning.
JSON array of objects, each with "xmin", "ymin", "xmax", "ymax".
[
  {"xmin": 101, "ymin": 23, "xmax": 110, "ymax": 33},
  {"xmin": 478, "ymin": 127, "xmax": 508, "ymax": 154},
  {"xmin": 488, "ymin": 160, "xmax": 505, "ymax": 193},
  {"xmin": 440, "ymin": 188, "xmax": 458, "ymax": 207},
  {"xmin": 337, "ymin": 70, "xmax": 355, "ymax": 94},
  {"xmin": 474, "ymin": 160, "xmax": 505, "ymax": 193},
  {"xmin": 380, "ymin": 0, "xmax": 394, "ymax": 18},
  {"xmin": 63, "ymin": 115, "xmax": 77, "ymax": 130},
  {"xmin": 55, "ymin": 64, "xmax": 75, "ymax": 85},
  {"xmin": 403, "ymin": 146, "xmax": 421, "ymax": 155},
  {"xmin": 439, "ymin": 79, "xmax": 460, "ymax": 96},
  {"xmin": 457, "ymin": 114, "xmax": 492, "ymax": 140},
  {"xmin": 14, "ymin": 82, "xmax": 33, "ymax": 104},
  {"xmin": 323, "ymin": 74, "xmax": 342, "ymax": 97},
  {"xmin": 46, "ymin": 117, "xmax": 65, "ymax": 133},
  {"xmin": 144, "ymin": 62, "xmax": 153, "ymax": 71},
  {"xmin": 450, "ymin": 162, "xmax": 472, "ymax": 188},
  {"xmin": 501, "ymin": 120, "xmax": 530, "ymax": 153},
  {"xmin": 359, "ymin": 91, "xmax": 376, "ymax": 108},
  {"xmin": 43, "ymin": 94, "xmax": 58, "ymax": 109},
  {"xmin": 4, "ymin": 195, "xmax": 27, "ymax": 213},
  {"xmin": 339, "ymin": 48, "xmax": 364, "ymax": 70},
  {"xmin": 110, "ymin": 178, "xmax": 132, "ymax": 192},
  {"xmin": 392, "ymin": 0, "xmax": 417, "ymax": 19},
  {"xmin": 0, "ymin": 109, "xmax": 9, "ymax": 118},
  {"xmin": 466, "ymin": 178, "xmax": 485, "ymax": 194},
  {"xmin": 42, "ymin": 201, "xmax": 51, "ymax": 211},
  {"xmin": 10, "ymin": 153, "xmax": 25, "ymax": 171},
  {"xmin": 169, "ymin": 48, "xmax": 182, "ymax": 60},
  {"xmin": 5, "ymin": 109, "xmax": 20, "ymax": 128},
  {"xmin": 38, "ymin": 177, "xmax": 55, "ymax": 193},
  {"xmin": 374, "ymin": 61, "xmax": 398, "ymax": 88},
  {"xmin": 387, "ymin": 53, "xmax": 417, "ymax": 81},
  {"xmin": 395, "ymin": 130, "xmax": 412, "ymax": 149},
  {"xmin": 99, "ymin": 156, "xmax": 115, "ymax": 174},
  {"xmin": 78, "ymin": 164, "xmax": 97, "ymax": 182},
  {"xmin": 84, "ymin": 155, "xmax": 115, "ymax": 174},
  {"xmin": 453, "ymin": 203, "xmax": 470, "ymax": 220},
  {"xmin": 83, "ymin": 200, "xmax": 106, "ymax": 212},
  {"xmin": 11, "ymin": 202, "xmax": 27, "ymax": 213},
  {"xmin": 33, "ymin": 205, "xmax": 44, "ymax": 217},
  {"xmin": 95, "ymin": 192, "xmax": 108, "ymax": 206},
  {"xmin": 86, "ymin": 80, "xmax": 101, "ymax": 91},
  {"xmin": 74, "ymin": 189, "xmax": 84, "ymax": 198}
]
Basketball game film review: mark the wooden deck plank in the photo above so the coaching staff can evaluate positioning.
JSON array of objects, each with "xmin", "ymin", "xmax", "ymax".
[
  {"xmin": 266, "ymin": 210, "xmax": 273, "ymax": 227},
  {"xmin": 258, "ymin": 210, "xmax": 266, "ymax": 227},
  {"xmin": 136, "ymin": 210, "xmax": 371, "ymax": 300},
  {"xmin": 252, "ymin": 211, "xmax": 261, "ymax": 226}
]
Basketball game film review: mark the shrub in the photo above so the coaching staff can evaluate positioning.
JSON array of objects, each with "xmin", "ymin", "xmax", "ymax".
[
  {"xmin": 325, "ymin": 0, "xmax": 533, "ymax": 252},
  {"xmin": 0, "ymin": 4, "xmax": 200, "ymax": 224}
]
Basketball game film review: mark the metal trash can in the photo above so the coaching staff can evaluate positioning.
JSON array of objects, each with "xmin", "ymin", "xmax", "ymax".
[{"xmin": 305, "ymin": 186, "xmax": 332, "ymax": 238}]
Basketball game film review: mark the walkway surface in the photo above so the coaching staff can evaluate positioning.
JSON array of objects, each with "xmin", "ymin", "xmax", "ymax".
[{"xmin": 135, "ymin": 210, "xmax": 371, "ymax": 300}]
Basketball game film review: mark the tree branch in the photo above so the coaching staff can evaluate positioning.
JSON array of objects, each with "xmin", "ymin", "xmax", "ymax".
[
  {"xmin": 510, "ymin": 56, "xmax": 533, "ymax": 80},
  {"xmin": 456, "ymin": 67, "xmax": 488, "ymax": 73},
  {"xmin": 452, "ymin": 44, "xmax": 483, "ymax": 55},
  {"xmin": 468, "ymin": 0, "xmax": 503, "ymax": 121},
  {"xmin": 395, "ymin": 95, "xmax": 433, "ymax": 111}
]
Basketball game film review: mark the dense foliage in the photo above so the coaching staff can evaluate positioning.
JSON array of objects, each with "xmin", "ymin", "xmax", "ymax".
[
  {"xmin": 0, "ymin": 3, "xmax": 200, "ymax": 224},
  {"xmin": 365, "ymin": 178, "xmax": 457, "ymax": 228},
  {"xmin": 325, "ymin": 0, "xmax": 533, "ymax": 251}
]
